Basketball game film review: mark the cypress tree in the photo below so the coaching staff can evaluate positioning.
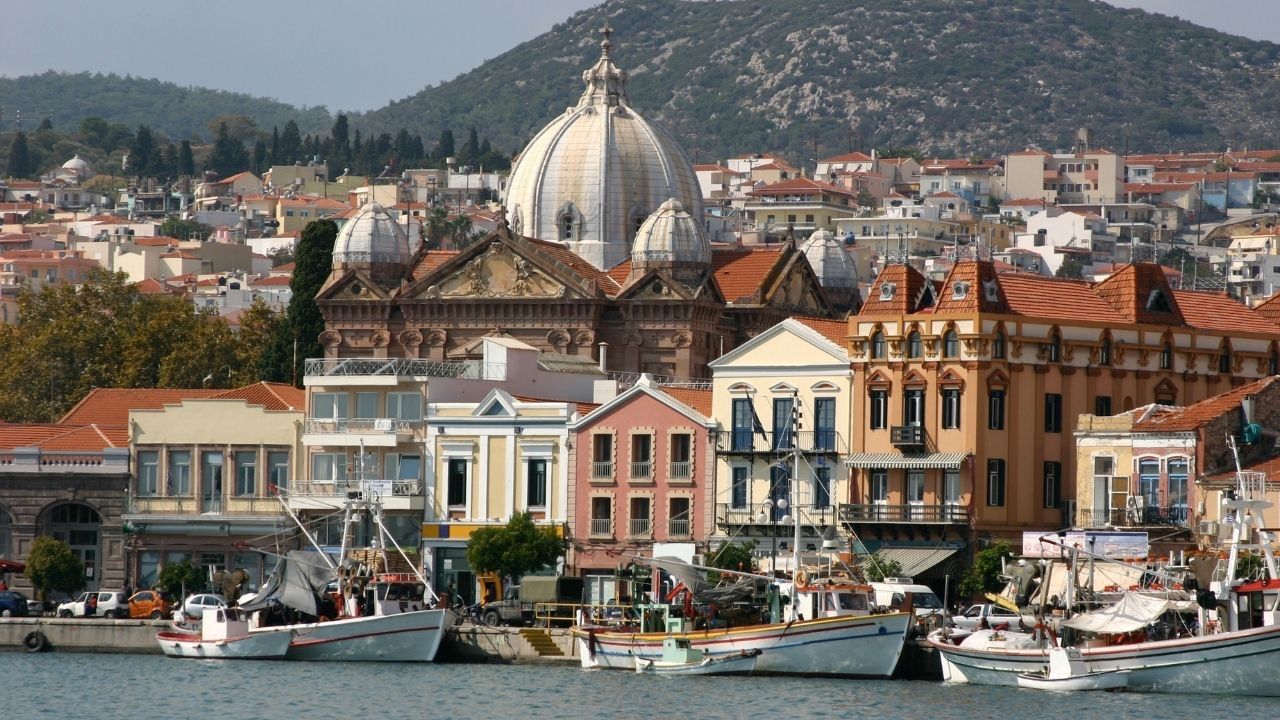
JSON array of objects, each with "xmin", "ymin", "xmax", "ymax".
[
  {"xmin": 259, "ymin": 220, "xmax": 338, "ymax": 385},
  {"xmin": 7, "ymin": 132, "xmax": 31, "ymax": 178}
]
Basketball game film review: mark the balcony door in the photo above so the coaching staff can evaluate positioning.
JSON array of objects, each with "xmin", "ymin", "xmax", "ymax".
[{"xmin": 906, "ymin": 470, "xmax": 925, "ymax": 519}]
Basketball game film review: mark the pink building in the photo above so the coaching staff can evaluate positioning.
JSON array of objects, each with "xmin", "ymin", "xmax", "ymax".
[{"xmin": 567, "ymin": 376, "xmax": 714, "ymax": 604}]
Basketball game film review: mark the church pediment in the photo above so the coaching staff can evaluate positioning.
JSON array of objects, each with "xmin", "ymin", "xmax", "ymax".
[
  {"xmin": 412, "ymin": 240, "xmax": 579, "ymax": 300},
  {"xmin": 766, "ymin": 270, "xmax": 828, "ymax": 315},
  {"xmin": 616, "ymin": 268, "xmax": 700, "ymax": 301},
  {"xmin": 316, "ymin": 268, "xmax": 391, "ymax": 301}
]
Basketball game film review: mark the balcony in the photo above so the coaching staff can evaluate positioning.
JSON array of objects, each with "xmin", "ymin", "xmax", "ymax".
[
  {"xmin": 590, "ymin": 461, "xmax": 614, "ymax": 480},
  {"xmin": 0, "ymin": 447, "xmax": 130, "ymax": 476},
  {"xmin": 589, "ymin": 518, "xmax": 613, "ymax": 538},
  {"xmin": 668, "ymin": 517, "xmax": 691, "ymax": 538},
  {"xmin": 302, "ymin": 417, "xmax": 421, "ymax": 447},
  {"xmin": 717, "ymin": 430, "xmax": 847, "ymax": 456},
  {"xmin": 838, "ymin": 504, "xmax": 969, "ymax": 524},
  {"xmin": 304, "ymin": 357, "xmax": 505, "ymax": 385},
  {"xmin": 669, "ymin": 461, "xmax": 692, "ymax": 480},
  {"xmin": 715, "ymin": 503, "xmax": 838, "ymax": 528},
  {"xmin": 629, "ymin": 517, "xmax": 652, "ymax": 538},
  {"xmin": 889, "ymin": 425, "xmax": 924, "ymax": 448},
  {"xmin": 630, "ymin": 461, "xmax": 653, "ymax": 480},
  {"xmin": 127, "ymin": 494, "xmax": 283, "ymax": 516},
  {"xmin": 1076, "ymin": 505, "xmax": 1189, "ymax": 529},
  {"xmin": 286, "ymin": 478, "xmax": 425, "ymax": 511}
]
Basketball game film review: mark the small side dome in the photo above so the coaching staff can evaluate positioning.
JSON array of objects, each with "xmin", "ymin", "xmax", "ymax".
[
  {"xmin": 332, "ymin": 203, "xmax": 411, "ymax": 282},
  {"xmin": 801, "ymin": 228, "xmax": 858, "ymax": 289},
  {"xmin": 61, "ymin": 154, "xmax": 93, "ymax": 179},
  {"xmin": 632, "ymin": 198, "xmax": 710, "ymax": 267}
]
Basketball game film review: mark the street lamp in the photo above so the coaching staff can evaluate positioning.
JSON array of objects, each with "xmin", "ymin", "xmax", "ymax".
[{"xmin": 754, "ymin": 498, "xmax": 792, "ymax": 577}]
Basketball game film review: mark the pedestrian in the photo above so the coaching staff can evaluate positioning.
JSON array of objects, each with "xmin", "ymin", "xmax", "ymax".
[{"xmin": 0, "ymin": 579, "xmax": 8, "ymax": 591}]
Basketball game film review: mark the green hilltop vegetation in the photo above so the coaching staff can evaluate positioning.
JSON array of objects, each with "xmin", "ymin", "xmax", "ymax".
[
  {"xmin": 5, "ymin": 0, "xmax": 1280, "ymax": 166},
  {"xmin": 0, "ymin": 71, "xmax": 333, "ymax": 142}
]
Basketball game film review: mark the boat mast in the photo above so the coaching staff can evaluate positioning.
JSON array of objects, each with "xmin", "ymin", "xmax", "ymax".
[{"xmin": 791, "ymin": 390, "xmax": 802, "ymax": 583}]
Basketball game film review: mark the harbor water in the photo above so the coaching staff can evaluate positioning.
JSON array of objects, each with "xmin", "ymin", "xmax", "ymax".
[{"xmin": 5, "ymin": 652, "xmax": 1274, "ymax": 719}]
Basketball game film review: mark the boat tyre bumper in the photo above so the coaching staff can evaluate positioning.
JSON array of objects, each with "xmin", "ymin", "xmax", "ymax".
[{"xmin": 23, "ymin": 630, "xmax": 49, "ymax": 653}]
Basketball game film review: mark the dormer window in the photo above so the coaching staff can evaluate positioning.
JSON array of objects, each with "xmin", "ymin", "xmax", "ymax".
[
  {"xmin": 983, "ymin": 279, "xmax": 999, "ymax": 303},
  {"xmin": 879, "ymin": 282, "xmax": 897, "ymax": 301},
  {"xmin": 1146, "ymin": 287, "xmax": 1172, "ymax": 313},
  {"xmin": 952, "ymin": 281, "xmax": 970, "ymax": 300}
]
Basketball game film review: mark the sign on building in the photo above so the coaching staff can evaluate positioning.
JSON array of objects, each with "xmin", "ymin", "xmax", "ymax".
[{"xmin": 1022, "ymin": 530, "xmax": 1149, "ymax": 560}]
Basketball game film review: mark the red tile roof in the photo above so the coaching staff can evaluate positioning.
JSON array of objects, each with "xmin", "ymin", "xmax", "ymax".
[
  {"xmin": 792, "ymin": 315, "xmax": 849, "ymax": 347},
  {"xmin": 0, "ymin": 423, "xmax": 127, "ymax": 451},
  {"xmin": 660, "ymin": 387, "xmax": 712, "ymax": 418},
  {"xmin": 998, "ymin": 274, "xmax": 1128, "ymax": 323},
  {"xmin": 1172, "ymin": 289, "xmax": 1278, "ymax": 334},
  {"xmin": 411, "ymin": 250, "xmax": 460, "ymax": 278},
  {"xmin": 1134, "ymin": 377, "xmax": 1277, "ymax": 432},
  {"xmin": 748, "ymin": 177, "xmax": 855, "ymax": 198},
  {"xmin": 59, "ymin": 388, "xmax": 221, "ymax": 425},
  {"xmin": 250, "ymin": 275, "xmax": 292, "ymax": 287},
  {"xmin": 819, "ymin": 151, "xmax": 874, "ymax": 164},
  {"xmin": 1093, "ymin": 264, "xmax": 1185, "ymax": 325},
  {"xmin": 210, "ymin": 382, "xmax": 305, "ymax": 411},
  {"xmin": 710, "ymin": 247, "xmax": 787, "ymax": 302},
  {"xmin": 1002, "ymin": 198, "xmax": 1053, "ymax": 207},
  {"xmin": 861, "ymin": 263, "xmax": 931, "ymax": 317}
]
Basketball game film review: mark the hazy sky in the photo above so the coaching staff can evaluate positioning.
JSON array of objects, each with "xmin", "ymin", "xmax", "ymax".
[{"xmin": 1, "ymin": 1, "xmax": 1275, "ymax": 112}]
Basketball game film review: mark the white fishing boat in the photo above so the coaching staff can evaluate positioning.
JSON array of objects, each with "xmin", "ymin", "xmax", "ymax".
[
  {"xmin": 931, "ymin": 438, "xmax": 1280, "ymax": 695},
  {"xmin": 235, "ymin": 493, "xmax": 453, "ymax": 662},
  {"xmin": 634, "ymin": 638, "xmax": 761, "ymax": 676},
  {"xmin": 1015, "ymin": 647, "xmax": 1129, "ymax": 692},
  {"xmin": 156, "ymin": 607, "xmax": 292, "ymax": 660}
]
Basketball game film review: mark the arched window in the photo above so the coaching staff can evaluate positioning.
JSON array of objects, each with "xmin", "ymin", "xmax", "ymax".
[
  {"xmin": 1046, "ymin": 332, "xmax": 1061, "ymax": 363},
  {"xmin": 1159, "ymin": 342, "xmax": 1173, "ymax": 370},
  {"xmin": 44, "ymin": 503, "xmax": 102, "ymax": 588},
  {"xmin": 907, "ymin": 330, "xmax": 923, "ymax": 359},
  {"xmin": 1271, "ymin": 348, "xmax": 1279, "ymax": 376},
  {"xmin": 1219, "ymin": 341, "xmax": 1232, "ymax": 374},
  {"xmin": 1099, "ymin": 335, "xmax": 1112, "ymax": 366},
  {"xmin": 870, "ymin": 331, "xmax": 886, "ymax": 360},
  {"xmin": 992, "ymin": 329, "xmax": 1006, "ymax": 359},
  {"xmin": 943, "ymin": 329, "xmax": 960, "ymax": 359}
]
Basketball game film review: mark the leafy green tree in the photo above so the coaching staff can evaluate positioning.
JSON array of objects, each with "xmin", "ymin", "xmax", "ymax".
[
  {"xmin": 207, "ymin": 121, "xmax": 249, "ymax": 178},
  {"xmin": 958, "ymin": 541, "xmax": 1012, "ymax": 601},
  {"xmin": 235, "ymin": 298, "xmax": 284, "ymax": 386},
  {"xmin": 159, "ymin": 217, "xmax": 213, "ymax": 241},
  {"xmin": 707, "ymin": 540, "xmax": 757, "ymax": 580},
  {"xmin": 79, "ymin": 116, "xmax": 109, "ymax": 149},
  {"xmin": 1055, "ymin": 257, "xmax": 1085, "ymax": 279},
  {"xmin": 207, "ymin": 115, "xmax": 258, "ymax": 145},
  {"xmin": 24, "ymin": 536, "xmax": 85, "ymax": 601},
  {"xmin": 158, "ymin": 560, "xmax": 206, "ymax": 599},
  {"xmin": 862, "ymin": 553, "xmax": 905, "ymax": 582},
  {"xmin": 261, "ymin": 219, "xmax": 337, "ymax": 385},
  {"xmin": 465, "ymin": 512, "xmax": 565, "ymax": 582},
  {"xmin": 7, "ymin": 131, "xmax": 31, "ymax": 178}
]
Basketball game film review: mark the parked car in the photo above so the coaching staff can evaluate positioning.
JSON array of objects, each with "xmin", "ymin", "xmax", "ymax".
[
  {"xmin": 176, "ymin": 593, "xmax": 227, "ymax": 623},
  {"xmin": 57, "ymin": 590, "xmax": 129, "ymax": 618},
  {"xmin": 128, "ymin": 590, "xmax": 172, "ymax": 619},
  {"xmin": 0, "ymin": 590, "xmax": 32, "ymax": 617},
  {"xmin": 869, "ymin": 579, "xmax": 945, "ymax": 617},
  {"xmin": 950, "ymin": 603, "xmax": 1023, "ymax": 630}
]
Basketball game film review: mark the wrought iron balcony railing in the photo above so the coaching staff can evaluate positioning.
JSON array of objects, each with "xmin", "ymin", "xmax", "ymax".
[{"xmin": 838, "ymin": 503, "xmax": 969, "ymax": 524}]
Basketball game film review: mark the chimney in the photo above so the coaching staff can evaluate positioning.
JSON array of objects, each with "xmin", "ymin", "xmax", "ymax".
[{"xmin": 597, "ymin": 341, "xmax": 608, "ymax": 373}]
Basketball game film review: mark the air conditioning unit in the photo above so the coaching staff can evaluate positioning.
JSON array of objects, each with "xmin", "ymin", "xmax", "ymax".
[{"xmin": 1197, "ymin": 521, "xmax": 1219, "ymax": 536}]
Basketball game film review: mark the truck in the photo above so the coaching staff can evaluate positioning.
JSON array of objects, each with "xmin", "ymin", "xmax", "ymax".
[{"xmin": 481, "ymin": 576, "xmax": 584, "ymax": 627}]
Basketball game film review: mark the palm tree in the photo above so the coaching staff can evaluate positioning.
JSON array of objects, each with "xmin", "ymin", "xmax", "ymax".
[
  {"xmin": 424, "ymin": 206, "xmax": 450, "ymax": 249},
  {"xmin": 448, "ymin": 214, "xmax": 474, "ymax": 249}
]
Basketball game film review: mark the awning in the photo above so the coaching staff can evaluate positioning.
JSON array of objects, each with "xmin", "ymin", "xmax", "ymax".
[
  {"xmin": 0, "ymin": 559, "xmax": 24, "ymax": 573},
  {"xmin": 867, "ymin": 546, "xmax": 960, "ymax": 577},
  {"xmin": 845, "ymin": 452, "xmax": 968, "ymax": 469}
]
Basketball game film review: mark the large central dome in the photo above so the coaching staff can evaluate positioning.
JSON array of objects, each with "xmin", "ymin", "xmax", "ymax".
[{"xmin": 503, "ymin": 27, "xmax": 704, "ymax": 271}]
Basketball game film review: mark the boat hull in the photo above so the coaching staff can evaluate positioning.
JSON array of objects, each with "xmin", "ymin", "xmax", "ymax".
[
  {"xmin": 931, "ymin": 624, "xmax": 1280, "ymax": 695},
  {"xmin": 279, "ymin": 608, "xmax": 451, "ymax": 662},
  {"xmin": 576, "ymin": 613, "xmax": 911, "ymax": 677},
  {"xmin": 635, "ymin": 651, "xmax": 759, "ymax": 676},
  {"xmin": 1016, "ymin": 670, "xmax": 1129, "ymax": 692},
  {"xmin": 156, "ymin": 628, "xmax": 292, "ymax": 660}
]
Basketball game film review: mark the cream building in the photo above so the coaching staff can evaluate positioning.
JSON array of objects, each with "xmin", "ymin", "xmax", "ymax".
[{"xmin": 708, "ymin": 317, "xmax": 853, "ymax": 562}]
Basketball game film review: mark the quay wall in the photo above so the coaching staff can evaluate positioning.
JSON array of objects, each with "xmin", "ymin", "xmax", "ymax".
[{"xmin": 0, "ymin": 618, "xmax": 577, "ymax": 663}]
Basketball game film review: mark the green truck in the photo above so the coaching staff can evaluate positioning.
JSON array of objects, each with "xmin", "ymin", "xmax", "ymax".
[{"xmin": 481, "ymin": 576, "xmax": 584, "ymax": 627}]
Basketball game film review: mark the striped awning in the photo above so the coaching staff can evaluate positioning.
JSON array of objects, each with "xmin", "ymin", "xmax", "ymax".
[
  {"xmin": 845, "ymin": 451, "xmax": 968, "ymax": 469},
  {"xmin": 868, "ymin": 546, "xmax": 961, "ymax": 578}
]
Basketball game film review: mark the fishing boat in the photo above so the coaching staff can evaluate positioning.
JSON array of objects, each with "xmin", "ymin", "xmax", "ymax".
[
  {"xmin": 931, "ymin": 438, "xmax": 1280, "ymax": 695},
  {"xmin": 234, "ymin": 493, "xmax": 453, "ymax": 662},
  {"xmin": 1015, "ymin": 647, "xmax": 1129, "ymax": 692},
  {"xmin": 156, "ymin": 606, "xmax": 292, "ymax": 660},
  {"xmin": 634, "ymin": 638, "xmax": 761, "ymax": 676}
]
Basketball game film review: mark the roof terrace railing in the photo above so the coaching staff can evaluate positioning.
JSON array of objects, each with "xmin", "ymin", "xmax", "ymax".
[{"xmin": 304, "ymin": 358, "xmax": 505, "ymax": 380}]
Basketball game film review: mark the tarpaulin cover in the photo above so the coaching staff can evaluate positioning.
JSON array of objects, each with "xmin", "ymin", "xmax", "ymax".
[{"xmin": 1062, "ymin": 592, "xmax": 1176, "ymax": 634}]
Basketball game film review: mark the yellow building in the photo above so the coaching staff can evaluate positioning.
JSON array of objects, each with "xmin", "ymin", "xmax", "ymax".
[
  {"xmin": 849, "ymin": 260, "xmax": 1280, "ymax": 549},
  {"xmin": 709, "ymin": 317, "xmax": 853, "ymax": 562}
]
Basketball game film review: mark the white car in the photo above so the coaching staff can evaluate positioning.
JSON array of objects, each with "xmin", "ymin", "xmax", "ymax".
[
  {"xmin": 175, "ymin": 593, "xmax": 228, "ymax": 623},
  {"xmin": 56, "ymin": 590, "xmax": 129, "ymax": 619},
  {"xmin": 950, "ymin": 603, "xmax": 1022, "ymax": 630}
]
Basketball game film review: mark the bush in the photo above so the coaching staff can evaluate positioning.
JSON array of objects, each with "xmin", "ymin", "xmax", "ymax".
[
  {"xmin": 158, "ymin": 560, "xmax": 206, "ymax": 599},
  {"xmin": 862, "ymin": 553, "xmax": 904, "ymax": 582},
  {"xmin": 958, "ymin": 541, "xmax": 1012, "ymax": 600},
  {"xmin": 24, "ymin": 536, "xmax": 85, "ymax": 601}
]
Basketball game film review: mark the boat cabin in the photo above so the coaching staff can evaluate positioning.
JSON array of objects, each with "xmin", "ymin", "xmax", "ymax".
[
  {"xmin": 359, "ymin": 573, "xmax": 427, "ymax": 617},
  {"xmin": 1227, "ymin": 580, "xmax": 1280, "ymax": 631}
]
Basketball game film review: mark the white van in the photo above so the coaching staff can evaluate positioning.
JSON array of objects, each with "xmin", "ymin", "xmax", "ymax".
[{"xmin": 869, "ymin": 578, "xmax": 944, "ymax": 617}]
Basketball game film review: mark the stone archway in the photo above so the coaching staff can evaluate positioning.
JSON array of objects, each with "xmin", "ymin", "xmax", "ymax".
[{"xmin": 40, "ymin": 503, "xmax": 102, "ymax": 589}]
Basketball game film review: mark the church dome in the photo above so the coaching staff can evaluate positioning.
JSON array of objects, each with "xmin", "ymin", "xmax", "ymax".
[
  {"xmin": 632, "ymin": 199, "xmax": 710, "ymax": 267},
  {"xmin": 332, "ymin": 203, "xmax": 411, "ymax": 282},
  {"xmin": 801, "ymin": 228, "xmax": 858, "ymax": 288},
  {"xmin": 503, "ymin": 27, "xmax": 703, "ymax": 272},
  {"xmin": 61, "ymin": 154, "xmax": 92, "ymax": 179}
]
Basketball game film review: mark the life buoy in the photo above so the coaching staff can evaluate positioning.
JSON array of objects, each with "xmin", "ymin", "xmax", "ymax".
[
  {"xmin": 23, "ymin": 630, "xmax": 48, "ymax": 653},
  {"xmin": 795, "ymin": 570, "xmax": 809, "ymax": 587}
]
